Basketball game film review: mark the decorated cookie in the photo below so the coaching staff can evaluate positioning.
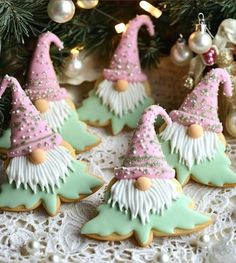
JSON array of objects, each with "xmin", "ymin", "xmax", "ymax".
[
  {"xmin": 77, "ymin": 15, "xmax": 155, "ymax": 135},
  {"xmin": 0, "ymin": 32, "xmax": 100, "ymax": 154},
  {"xmin": 0, "ymin": 76, "xmax": 103, "ymax": 216},
  {"xmin": 81, "ymin": 105, "xmax": 211, "ymax": 247},
  {"xmin": 159, "ymin": 68, "xmax": 236, "ymax": 187}
]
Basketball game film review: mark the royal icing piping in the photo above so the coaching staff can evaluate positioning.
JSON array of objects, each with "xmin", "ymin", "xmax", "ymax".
[
  {"xmin": 160, "ymin": 122, "xmax": 219, "ymax": 168},
  {"xmin": 77, "ymin": 89, "xmax": 154, "ymax": 134},
  {"xmin": 7, "ymin": 145, "xmax": 74, "ymax": 193},
  {"xmin": 41, "ymin": 99, "xmax": 72, "ymax": 132},
  {"xmin": 160, "ymin": 137, "xmax": 236, "ymax": 186},
  {"xmin": 108, "ymin": 178, "xmax": 180, "ymax": 224},
  {"xmin": 96, "ymin": 80, "xmax": 147, "ymax": 117}
]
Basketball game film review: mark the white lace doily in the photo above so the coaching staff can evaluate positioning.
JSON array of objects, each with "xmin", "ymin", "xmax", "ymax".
[{"xmin": 0, "ymin": 58, "xmax": 235, "ymax": 262}]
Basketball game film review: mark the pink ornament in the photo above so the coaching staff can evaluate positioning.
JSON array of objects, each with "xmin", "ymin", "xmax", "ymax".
[
  {"xmin": 114, "ymin": 105, "xmax": 175, "ymax": 180},
  {"xmin": 201, "ymin": 46, "xmax": 218, "ymax": 65},
  {"xmin": 0, "ymin": 76, "xmax": 62, "ymax": 157}
]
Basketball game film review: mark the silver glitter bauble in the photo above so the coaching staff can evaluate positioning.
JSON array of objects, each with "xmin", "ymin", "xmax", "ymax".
[
  {"xmin": 77, "ymin": 0, "xmax": 99, "ymax": 9},
  {"xmin": 47, "ymin": 0, "xmax": 75, "ymax": 23},
  {"xmin": 170, "ymin": 36, "xmax": 193, "ymax": 66},
  {"xmin": 188, "ymin": 24, "xmax": 212, "ymax": 54},
  {"xmin": 25, "ymin": 240, "xmax": 41, "ymax": 255},
  {"xmin": 225, "ymin": 111, "xmax": 236, "ymax": 137}
]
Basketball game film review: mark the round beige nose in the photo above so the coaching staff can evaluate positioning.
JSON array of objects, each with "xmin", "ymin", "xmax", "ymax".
[
  {"xmin": 187, "ymin": 124, "xmax": 203, "ymax": 138},
  {"xmin": 134, "ymin": 177, "xmax": 152, "ymax": 191},
  {"xmin": 114, "ymin": 79, "xmax": 129, "ymax": 92},
  {"xmin": 28, "ymin": 148, "xmax": 47, "ymax": 164},
  {"xmin": 34, "ymin": 99, "xmax": 49, "ymax": 113}
]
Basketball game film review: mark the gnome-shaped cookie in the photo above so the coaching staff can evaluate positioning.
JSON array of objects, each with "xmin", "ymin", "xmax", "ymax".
[
  {"xmin": 0, "ymin": 76, "xmax": 103, "ymax": 216},
  {"xmin": 0, "ymin": 32, "xmax": 100, "ymax": 154},
  {"xmin": 159, "ymin": 68, "xmax": 236, "ymax": 187},
  {"xmin": 81, "ymin": 105, "xmax": 211, "ymax": 247},
  {"xmin": 77, "ymin": 15, "xmax": 155, "ymax": 135}
]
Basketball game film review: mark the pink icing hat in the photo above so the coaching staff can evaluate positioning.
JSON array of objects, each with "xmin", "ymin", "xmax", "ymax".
[
  {"xmin": 114, "ymin": 105, "xmax": 175, "ymax": 180},
  {"xmin": 170, "ymin": 68, "xmax": 232, "ymax": 133},
  {"xmin": 0, "ymin": 75, "xmax": 62, "ymax": 157},
  {"xmin": 103, "ymin": 15, "xmax": 155, "ymax": 82},
  {"xmin": 25, "ymin": 31, "xmax": 68, "ymax": 101}
]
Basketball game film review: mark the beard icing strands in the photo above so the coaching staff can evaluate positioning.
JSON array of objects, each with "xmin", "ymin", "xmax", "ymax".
[
  {"xmin": 77, "ymin": 15, "xmax": 155, "ymax": 135},
  {"xmin": 159, "ymin": 68, "xmax": 236, "ymax": 187},
  {"xmin": 0, "ymin": 76, "xmax": 103, "ymax": 216},
  {"xmin": 81, "ymin": 105, "xmax": 211, "ymax": 247},
  {"xmin": 0, "ymin": 32, "xmax": 100, "ymax": 154}
]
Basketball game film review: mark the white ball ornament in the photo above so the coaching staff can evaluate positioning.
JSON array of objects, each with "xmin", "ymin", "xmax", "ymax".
[
  {"xmin": 225, "ymin": 111, "xmax": 236, "ymax": 137},
  {"xmin": 63, "ymin": 49, "xmax": 83, "ymax": 78},
  {"xmin": 188, "ymin": 13, "xmax": 212, "ymax": 54},
  {"xmin": 47, "ymin": 0, "xmax": 75, "ymax": 23},
  {"xmin": 170, "ymin": 35, "xmax": 193, "ymax": 66},
  {"xmin": 77, "ymin": 0, "xmax": 99, "ymax": 9}
]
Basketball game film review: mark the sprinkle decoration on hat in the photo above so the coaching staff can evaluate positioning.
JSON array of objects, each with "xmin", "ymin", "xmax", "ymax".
[
  {"xmin": 170, "ymin": 68, "xmax": 233, "ymax": 133},
  {"xmin": 114, "ymin": 105, "xmax": 175, "ymax": 180},
  {"xmin": 103, "ymin": 15, "xmax": 155, "ymax": 82},
  {"xmin": 25, "ymin": 31, "xmax": 68, "ymax": 101},
  {"xmin": 0, "ymin": 75, "xmax": 62, "ymax": 157}
]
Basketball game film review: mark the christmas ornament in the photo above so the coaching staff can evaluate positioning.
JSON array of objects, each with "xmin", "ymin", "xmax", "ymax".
[
  {"xmin": 81, "ymin": 105, "xmax": 211, "ymax": 247},
  {"xmin": 58, "ymin": 49, "xmax": 103, "ymax": 85},
  {"xmin": 159, "ymin": 68, "xmax": 236, "ymax": 187},
  {"xmin": 188, "ymin": 13, "xmax": 212, "ymax": 54},
  {"xmin": 77, "ymin": 0, "xmax": 99, "ymax": 9},
  {"xmin": 201, "ymin": 45, "xmax": 218, "ymax": 66},
  {"xmin": 170, "ymin": 34, "xmax": 193, "ymax": 66},
  {"xmin": 184, "ymin": 73, "xmax": 195, "ymax": 89},
  {"xmin": 0, "ymin": 75, "xmax": 103, "ymax": 216},
  {"xmin": 225, "ymin": 111, "xmax": 236, "ymax": 137},
  {"xmin": 47, "ymin": 0, "xmax": 75, "ymax": 23},
  {"xmin": 77, "ymin": 15, "xmax": 155, "ymax": 135},
  {"xmin": 62, "ymin": 48, "xmax": 84, "ymax": 78}
]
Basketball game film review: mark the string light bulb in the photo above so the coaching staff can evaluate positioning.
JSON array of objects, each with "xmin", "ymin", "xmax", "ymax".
[
  {"xmin": 115, "ymin": 23, "xmax": 126, "ymax": 34},
  {"xmin": 77, "ymin": 0, "xmax": 99, "ymax": 9},
  {"xmin": 139, "ymin": 1, "xmax": 162, "ymax": 19}
]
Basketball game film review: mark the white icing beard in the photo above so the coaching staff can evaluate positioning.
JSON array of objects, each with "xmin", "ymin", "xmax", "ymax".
[
  {"xmin": 108, "ymin": 178, "xmax": 179, "ymax": 225},
  {"xmin": 41, "ymin": 99, "xmax": 72, "ymax": 132},
  {"xmin": 160, "ymin": 122, "xmax": 219, "ymax": 169},
  {"xmin": 96, "ymin": 79, "xmax": 147, "ymax": 117},
  {"xmin": 6, "ymin": 146, "xmax": 75, "ymax": 194}
]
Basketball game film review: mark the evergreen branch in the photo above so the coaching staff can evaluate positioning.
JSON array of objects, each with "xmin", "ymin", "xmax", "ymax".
[{"xmin": 0, "ymin": 0, "xmax": 49, "ymax": 47}]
